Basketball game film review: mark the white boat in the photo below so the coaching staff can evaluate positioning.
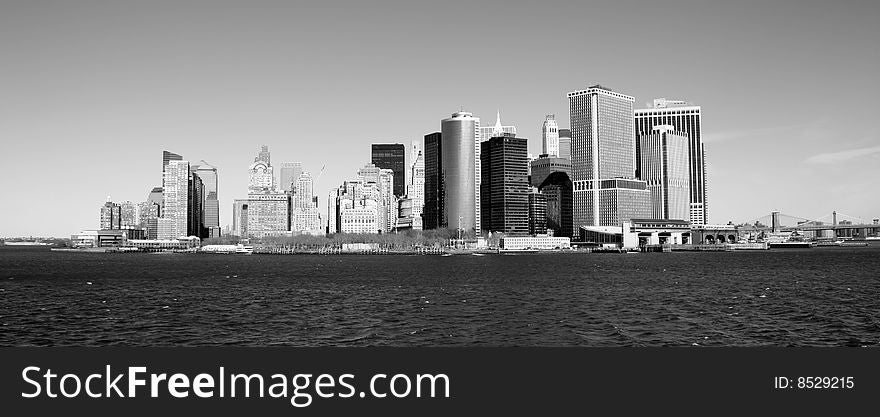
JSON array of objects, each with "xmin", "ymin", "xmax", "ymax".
[{"xmin": 201, "ymin": 244, "xmax": 253, "ymax": 254}]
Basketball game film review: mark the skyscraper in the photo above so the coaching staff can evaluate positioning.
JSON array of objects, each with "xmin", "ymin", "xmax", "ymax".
[
  {"xmin": 187, "ymin": 171, "xmax": 205, "ymax": 238},
  {"xmin": 407, "ymin": 146, "xmax": 425, "ymax": 230},
  {"xmin": 162, "ymin": 151, "xmax": 182, "ymax": 173},
  {"xmin": 192, "ymin": 160, "xmax": 220, "ymax": 237},
  {"xmin": 248, "ymin": 160, "xmax": 274, "ymax": 191},
  {"xmin": 256, "ymin": 144, "xmax": 271, "ymax": 165},
  {"xmin": 558, "ymin": 128, "xmax": 572, "ymax": 160},
  {"xmin": 279, "ymin": 162, "xmax": 303, "ymax": 193},
  {"xmin": 568, "ymin": 85, "xmax": 651, "ymax": 228},
  {"xmin": 100, "ymin": 199, "xmax": 122, "ymax": 230},
  {"xmin": 542, "ymin": 114, "xmax": 560, "ymax": 157},
  {"xmin": 639, "ymin": 125, "xmax": 691, "ymax": 221},
  {"xmin": 528, "ymin": 190, "xmax": 548, "ymax": 235},
  {"xmin": 634, "ymin": 98, "xmax": 707, "ymax": 225},
  {"xmin": 422, "ymin": 132, "xmax": 443, "ymax": 229},
  {"xmin": 371, "ymin": 143, "xmax": 406, "ymax": 197},
  {"xmin": 119, "ymin": 201, "xmax": 138, "ymax": 228},
  {"xmin": 480, "ymin": 136, "xmax": 529, "ymax": 235},
  {"xmin": 441, "ymin": 111, "xmax": 481, "ymax": 234},
  {"xmin": 538, "ymin": 171, "xmax": 574, "ymax": 238},
  {"xmin": 159, "ymin": 159, "xmax": 190, "ymax": 239},
  {"xmin": 290, "ymin": 172, "xmax": 322, "ymax": 234},
  {"xmin": 478, "ymin": 110, "xmax": 516, "ymax": 143}
]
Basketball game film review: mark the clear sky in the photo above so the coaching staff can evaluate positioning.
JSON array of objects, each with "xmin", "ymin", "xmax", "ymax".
[{"xmin": 1, "ymin": 0, "xmax": 878, "ymax": 237}]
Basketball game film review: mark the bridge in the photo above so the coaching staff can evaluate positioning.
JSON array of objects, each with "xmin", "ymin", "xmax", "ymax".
[{"xmin": 745, "ymin": 211, "xmax": 880, "ymax": 239}]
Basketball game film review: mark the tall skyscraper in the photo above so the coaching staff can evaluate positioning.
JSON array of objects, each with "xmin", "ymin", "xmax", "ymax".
[
  {"xmin": 441, "ymin": 111, "xmax": 481, "ymax": 234},
  {"xmin": 634, "ymin": 98, "xmax": 707, "ymax": 225},
  {"xmin": 187, "ymin": 171, "xmax": 205, "ymax": 238},
  {"xmin": 162, "ymin": 151, "xmax": 182, "ymax": 173},
  {"xmin": 279, "ymin": 162, "xmax": 303, "ymax": 193},
  {"xmin": 159, "ymin": 159, "xmax": 190, "ymax": 239},
  {"xmin": 371, "ymin": 143, "xmax": 406, "ymax": 197},
  {"xmin": 192, "ymin": 160, "xmax": 220, "ymax": 237},
  {"xmin": 530, "ymin": 156, "xmax": 572, "ymax": 188},
  {"xmin": 542, "ymin": 114, "xmax": 560, "ymax": 157},
  {"xmin": 478, "ymin": 110, "xmax": 516, "ymax": 143},
  {"xmin": 558, "ymin": 128, "xmax": 572, "ymax": 160},
  {"xmin": 639, "ymin": 125, "xmax": 691, "ymax": 221},
  {"xmin": 290, "ymin": 172, "xmax": 322, "ymax": 234},
  {"xmin": 422, "ymin": 132, "xmax": 443, "ymax": 229},
  {"xmin": 407, "ymin": 147, "xmax": 425, "ymax": 230},
  {"xmin": 480, "ymin": 136, "xmax": 529, "ymax": 235},
  {"xmin": 568, "ymin": 85, "xmax": 651, "ymax": 229}
]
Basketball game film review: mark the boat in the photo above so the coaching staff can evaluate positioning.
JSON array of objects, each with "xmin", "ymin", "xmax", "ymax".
[{"xmin": 200, "ymin": 244, "xmax": 253, "ymax": 254}]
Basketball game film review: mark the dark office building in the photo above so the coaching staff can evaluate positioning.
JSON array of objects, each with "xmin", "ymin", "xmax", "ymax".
[
  {"xmin": 187, "ymin": 171, "xmax": 206, "ymax": 238},
  {"xmin": 422, "ymin": 132, "xmax": 443, "ymax": 229},
  {"xmin": 371, "ymin": 143, "xmax": 406, "ymax": 197},
  {"xmin": 538, "ymin": 171, "xmax": 574, "ymax": 238},
  {"xmin": 528, "ymin": 191, "xmax": 548, "ymax": 235},
  {"xmin": 480, "ymin": 136, "xmax": 529, "ymax": 236},
  {"xmin": 530, "ymin": 156, "xmax": 572, "ymax": 187}
]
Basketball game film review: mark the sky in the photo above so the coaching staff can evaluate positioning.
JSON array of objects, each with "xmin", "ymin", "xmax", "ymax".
[{"xmin": 1, "ymin": 0, "xmax": 878, "ymax": 237}]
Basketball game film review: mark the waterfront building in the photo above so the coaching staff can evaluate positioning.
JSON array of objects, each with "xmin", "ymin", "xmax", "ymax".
[
  {"xmin": 542, "ymin": 114, "xmax": 560, "ymax": 157},
  {"xmin": 232, "ymin": 193, "xmax": 291, "ymax": 238},
  {"xmin": 371, "ymin": 143, "xmax": 406, "ymax": 197},
  {"xmin": 159, "ymin": 159, "xmax": 190, "ymax": 239},
  {"xmin": 500, "ymin": 235, "xmax": 571, "ymax": 251},
  {"xmin": 441, "ymin": 111, "xmax": 481, "ymax": 234},
  {"xmin": 100, "ymin": 199, "xmax": 122, "ymax": 230},
  {"xmin": 558, "ymin": 128, "xmax": 572, "ymax": 160},
  {"xmin": 634, "ymin": 98, "xmax": 707, "ymax": 225},
  {"xmin": 192, "ymin": 160, "xmax": 220, "ymax": 237},
  {"xmin": 480, "ymin": 135, "xmax": 529, "ymax": 236},
  {"xmin": 279, "ymin": 162, "xmax": 303, "ymax": 193},
  {"xmin": 639, "ymin": 125, "xmax": 691, "ymax": 221},
  {"xmin": 568, "ymin": 85, "xmax": 651, "ymax": 229},
  {"xmin": 579, "ymin": 219, "xmax": 692, "ymax": 248},
  {"xmin": 528, "ymin": 190, "xmax": 548, "ymax": 235},
  {"xmin": 530, "ymin": 156, "xmax": 572, "ymax": 188},
  {"xmin": 478, "ymin": 110, "xmax": 516, "ymax": 144},
  {"xmin": 538, "ymin": 171, "xmax": 574, "ymax": 238},
  {"xmin": 422, "ymin": 132, "xmax": 443, "ymax": 229}
]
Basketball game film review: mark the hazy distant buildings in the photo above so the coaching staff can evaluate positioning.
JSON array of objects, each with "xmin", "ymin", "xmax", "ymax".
[
  {"xmin": 542, "ymin": 114, "xmax": 560, "ymax": 157},
  {"xmin": 639, "ymin": 125, "xmax": 691, "ymax": 221},
  {"xmin": 558, "ymin": 128, "xmax": 572, "ymax": 160},
  {"xmin": 158, "ymin": 159, "xmax": 190, "ymax": 239},
  {"xmin": 279, "ymin": 162, "xmax": 303, "ymax": 193},
  {"xmin": 441, "ymin": 111, "xmax": 481, "ymax": 234},
  {"xmin": 371, "ymin": 144, "xmax": 406, "ymax": 197},
  {"xmin": 568, "ymin": 85, "xmax": 651, "ymax": 229},
  {"xmin": 479, "ymin": 110, "xmax": 516, "ymax": 143},
  {"xmin": 192, "ymin": 160, "xmax": 220, "ymax": 237},
  {"xmin": 422, "ymin": 132, "xmax": 443, "ymax": 230},
  {"xmin": 635, "ymin": 98, "xmax": 707, "ymax": 225},
  {"xmin": 480, "ymin": 136, "xmax": 529, "ymax": 236}
]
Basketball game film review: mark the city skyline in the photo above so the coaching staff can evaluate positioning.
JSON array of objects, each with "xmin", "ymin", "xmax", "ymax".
[{"xmin": 1, "ymin": 0, "xmax": 879, "ymax": 237}]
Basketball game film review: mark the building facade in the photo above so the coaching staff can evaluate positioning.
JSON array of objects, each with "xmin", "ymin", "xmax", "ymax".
[
  {"xmin": 422, "ymin": 132, "xmax": 443, "ymax": 229},
  {"xmin": 159, "ymin": 159, "xmax": 190, "ymax": 239},
  {"xmin": 528, "ymin": 190, "xmax": 548, "ymax": 235},
  {"xmin": 542, "ymin": 114, "xmax": 560, "ymax": 157},
  {"xmin": 538, "ymin": 171, "xmax": 574, "ymax": 238},
  {"xmin": 279, "ymin": 162, "xmax": 303, "ymax": 193},
  {"xmin": 480, "ymin": 136, "xmax": 529, "ymax": 236},
  {"xmin": 634, "ymin": 98, "xmax": 707, "ymax": 225},
  {"xmin": 371, "ymin": 143, "xmax": 406, "ymax": 197},
  {"xmin": 639, "ymin": 125, "xmax": 691, "ymax": 221},
  {"xmin": 530, "ymin": 156, "xmax": 572, "ymax": 188},
  {"xmin": 558, "ymin": 128, "xmax": 572, "ymax": 160},
  {"xmin": 192, "ymin": 160, "xmax": 220, "ymax": 237},
  {"xmin": 441, "ymin": 111, "xmax": 481, "ymax": 234},
  {"xmin": 568, "ymin": 85, "xmax": 651, "ymax": 230}
]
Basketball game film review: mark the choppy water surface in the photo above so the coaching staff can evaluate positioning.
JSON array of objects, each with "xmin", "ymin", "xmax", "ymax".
[{"xmin": 1, "ymin": 247, "xmax": 878, "ymax": 346}]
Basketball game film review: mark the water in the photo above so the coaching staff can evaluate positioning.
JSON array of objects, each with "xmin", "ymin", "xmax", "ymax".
[{"xmin": 1, "ymin": 246, "xmax": 879, "ymax": 346}]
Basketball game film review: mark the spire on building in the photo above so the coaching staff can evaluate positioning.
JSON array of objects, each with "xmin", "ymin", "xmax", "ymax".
[{"xmin": 492, "ymin": 110, "xmax": 503, "ymax": 136}]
